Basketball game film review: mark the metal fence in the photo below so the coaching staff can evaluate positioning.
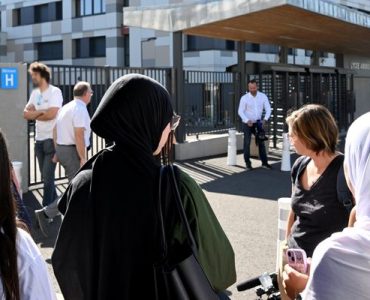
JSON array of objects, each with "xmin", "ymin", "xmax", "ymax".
[
  {"xmin": 27, "ymin": 62, "xmax": 355, "ymax": 187},
  {"xmin": 244, "ymin": 62, "xmax": 355, "ymax": 147},
  {"xmin": 28, "ymin": 65, "xmax": 171, "ymax": 186},
  {"xmin": 184, "ymin": 70, "xmax": 235, "ymax": 136}
]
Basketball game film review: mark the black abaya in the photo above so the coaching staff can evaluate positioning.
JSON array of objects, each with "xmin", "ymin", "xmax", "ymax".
[{"xmin": 52, "ymin": 74, "xmax": 174, "ymax": 300}]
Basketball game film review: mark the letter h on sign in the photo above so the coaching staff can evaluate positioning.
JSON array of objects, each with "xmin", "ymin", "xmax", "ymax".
[{"xmin": 1, "ymin": 68, "xmax": 18, "ymax": 89}]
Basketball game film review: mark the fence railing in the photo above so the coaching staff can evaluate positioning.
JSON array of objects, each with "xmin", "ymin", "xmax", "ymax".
[
  {"xmin": 184, "ymin": 70, "xmax": 236, "ymax": 136},
  {"xmin": 27, "ymin": 63, "xmax": 355, "ymax": 187}
]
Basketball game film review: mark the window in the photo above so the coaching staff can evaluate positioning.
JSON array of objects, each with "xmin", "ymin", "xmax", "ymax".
[
  {"xmin": 35, "ymin": 4, "xmax": 49, "ymax": 23},
  {"xmin": 38, "ymin": 41, "xmax": 63, "ymax": 60},
  {"xmin": 260, "ymin": 44, "xmax": 279, "ymax": 54},
  {"xmin": 186, "ymin": 36, "xmax": 235, "ymax": 51},
  {"xmin": 246, "ymin": 43, "xmax": 260, "ymax": 52},
  {"xmin": 74, "ymin": 36, "xmax": 106, "ymax": 58},
  {"xmin": 13, "ymin": 7, "xmax": 34, "ymax": 26},
  {"xmin": 56, "ymin": 2, "xmax": 63, "ymax": 20},
  {"xmin": 13, "ymin": 2, "xmax": 62, "ymax": 26},
  {"xmin": 76, "ymin": 0, "xmax": 105, "ymax": 17},
  {"xmin": 288, "ymin": 48, "xmax": 297, "ymax": 55},
  {"xmin": 90, "ymin": 37, "xmax": 106, "ymax": 57}
]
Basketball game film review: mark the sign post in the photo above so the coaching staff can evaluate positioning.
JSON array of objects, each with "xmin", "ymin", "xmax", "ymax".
[{"xmin": 1, "ymin": 68, "xmax": 18, "ymax": 89}]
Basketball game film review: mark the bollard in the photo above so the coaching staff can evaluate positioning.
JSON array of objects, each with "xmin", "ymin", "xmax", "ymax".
[
  {"xmin": 227, "ymin": 129, "xmax": 237, "ymax": 166},
  {"xmin": 12, "ymin": 161, "xmax": 23, "ymax": 193},
  {"xmin": 276, "ymin": 197, "xmax": 292, "ymax": 269},
  {"xmin": 281, "ymin": 133, "xmax": 291, "ymax": 172}
]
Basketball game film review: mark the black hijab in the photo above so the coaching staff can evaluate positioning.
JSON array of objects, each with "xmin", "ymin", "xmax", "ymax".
[{"xmin": 52, "ymin": 74, "xmax": 174, "ymax": 300}]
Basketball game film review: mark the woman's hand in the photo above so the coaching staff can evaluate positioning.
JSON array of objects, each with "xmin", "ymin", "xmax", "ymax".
[{"xmin": 282, "ymin": 258, "xmax": 311, "ymax": 299}]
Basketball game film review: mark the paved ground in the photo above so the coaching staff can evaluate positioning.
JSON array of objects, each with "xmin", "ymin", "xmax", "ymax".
[{"xmin": 24, "ymin": 151, "xmax": 295, "ymax": 300}]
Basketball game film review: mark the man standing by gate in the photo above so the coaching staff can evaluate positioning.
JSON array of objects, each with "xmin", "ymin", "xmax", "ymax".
[
  {"xmin": 238, "ymin": 79, "xmax": 272, "ymax": 170},
  {"xmin": 23, "ymin": 62, "xmax": 63, "ymax": 206},
  {"xmin": 35, "ymin": 81, "xmax": 92, "ymax": 237}
]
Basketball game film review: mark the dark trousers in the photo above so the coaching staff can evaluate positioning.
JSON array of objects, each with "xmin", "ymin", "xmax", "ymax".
[
  {"xmin": 243, "ymin": 123, "xmax": 268, "ymax": 166},
  {"xmin": 56, "ymin": 145, "xmax": 80, "ymax": 182},
  {"xmin": 35, "ymin": 139, "xmax": 57, "ymax": 206}
]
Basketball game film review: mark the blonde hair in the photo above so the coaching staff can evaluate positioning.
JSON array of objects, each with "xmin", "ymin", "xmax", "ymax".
[{"xmin": 286, "ymin": 104, "xmax": 338, "ymax": 154}]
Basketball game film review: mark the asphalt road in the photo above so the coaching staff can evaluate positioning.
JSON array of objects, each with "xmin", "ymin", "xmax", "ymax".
[{"xmin": 25, "ymin": 152, "xmax": 293, "ymax": 300}]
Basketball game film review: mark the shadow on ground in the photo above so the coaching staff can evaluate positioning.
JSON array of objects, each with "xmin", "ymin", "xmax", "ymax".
[{"xmin": 178, "ymin": 153, "xmax": 300, "ymax": 201}]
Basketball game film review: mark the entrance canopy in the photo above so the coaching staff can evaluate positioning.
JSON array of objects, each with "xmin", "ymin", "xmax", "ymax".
[{"xmin": 123, "ymin": 0, "xmax": 370, "ymax": 55}]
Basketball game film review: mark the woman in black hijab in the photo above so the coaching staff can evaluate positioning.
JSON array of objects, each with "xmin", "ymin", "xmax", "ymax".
[{"xmin": 52, "ymin": 74, "xmax": 236, "ymax": 300}]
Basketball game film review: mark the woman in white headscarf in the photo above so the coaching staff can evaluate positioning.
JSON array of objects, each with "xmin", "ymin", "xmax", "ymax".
[{"xmin": 283, "ymin": 112, "xmax": 370, "ymax": 300}]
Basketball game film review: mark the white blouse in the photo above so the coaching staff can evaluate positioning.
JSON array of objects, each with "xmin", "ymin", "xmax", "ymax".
[{"xmin": 0, "ymin": 229, "xmax": 56, "ymax": 300}]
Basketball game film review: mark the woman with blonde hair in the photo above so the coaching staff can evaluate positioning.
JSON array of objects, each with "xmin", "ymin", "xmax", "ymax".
[
  {"xmin": 277, "ymin": 104, "xmax": 350, "ymax": 299},
  {"xmin": 283, "ymin": 111, "xmax": 370, "ymax": 299}
]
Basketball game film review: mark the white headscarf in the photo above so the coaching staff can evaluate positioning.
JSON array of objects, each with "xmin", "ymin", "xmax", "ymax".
[
  {"xmin": 302, "ymin": 112, "xmax": 370, "ymax": 300},
  {"xmin": 344, "ymin": 112, "xmax": 370, "ymax": 230}
]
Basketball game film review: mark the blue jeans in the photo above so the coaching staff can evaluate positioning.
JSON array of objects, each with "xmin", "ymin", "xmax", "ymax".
[
  {"xmin": 35, "ymin": 139, "xmax": 57, "ymax": 206},
  {"xmin": 243, "ymin": 123, "xmax": 268, "ymax": 166}
]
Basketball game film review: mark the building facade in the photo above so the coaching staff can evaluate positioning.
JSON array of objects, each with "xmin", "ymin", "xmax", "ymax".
[
  {"xmin": 1, "ymin": 0, "xmax": 370, "ymax": 71},
  {"xmin": 129, "ymin": 0, "xmax": 337, "ymax": 70},
  {"xmin": 0, "ymin": 0, "xmax": 128, "ymax": 66}
]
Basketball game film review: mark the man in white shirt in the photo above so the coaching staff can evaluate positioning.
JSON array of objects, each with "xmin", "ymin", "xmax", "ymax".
[
  {"xmin": 35, "ymin": 81, "xmax": 92, "ymax": 236},
  {"xmin": 23, "ymin": 62, "xmax": 63, "ymax": 206},
  {"xmin": 54, "ymin": 81, "xmax": 92, "ymax": 179},
  {"xmin": 238, "ymin": 79, "xmax": 272, "ymax": 170}
]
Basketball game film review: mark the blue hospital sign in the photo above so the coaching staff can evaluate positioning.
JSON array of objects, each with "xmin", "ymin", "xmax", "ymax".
[{"xmin": 1, "ymin": 68, "xmax": 18, "ymax": 89}]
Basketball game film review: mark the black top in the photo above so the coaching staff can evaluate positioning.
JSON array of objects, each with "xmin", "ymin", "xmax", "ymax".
[{"xmin": 287, "ymin": 155, "xmax": 349, "ymax": 257}]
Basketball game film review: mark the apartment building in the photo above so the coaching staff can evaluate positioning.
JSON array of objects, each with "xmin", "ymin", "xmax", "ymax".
[
  {"xmin": 2, "ymin": 0, "xmax": 370, "ymax": 70},
  {"xmin": 0, "ymin": 0, "xmax": 129, "ymax": 66}
]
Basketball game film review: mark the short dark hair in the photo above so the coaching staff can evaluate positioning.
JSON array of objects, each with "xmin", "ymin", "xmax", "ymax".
[
  {"xmin": 73, "ymin": 81, "xmax": 90, "ymax": 97},
  {"xmin": 248, "ymin": 79, "xmax": 257, "ymax": 85},
  {"xmin": 28, "ymin": 62, "xmax": 51, "ymax": 83}
]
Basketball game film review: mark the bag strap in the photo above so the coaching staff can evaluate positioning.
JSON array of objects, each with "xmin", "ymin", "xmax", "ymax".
[
  {"xmin": 168, "ymin": 165, "xmax": 198, "ymax": 256},
  {"xmin": 157, "ymin": 166, "xmax": 168, "ymax": 261},
  {"xmin": 335, "ymin": 155, "xmax": 354, "ymax": 212},
  {"xmin": 157, "ymin": 165, "xmax": 198, "ymax": 260}
]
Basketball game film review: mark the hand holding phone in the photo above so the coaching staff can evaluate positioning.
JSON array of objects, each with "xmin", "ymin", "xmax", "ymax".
[{"xmin": 286, "ymin": 248, "xmax": 308, "ymax": 274}]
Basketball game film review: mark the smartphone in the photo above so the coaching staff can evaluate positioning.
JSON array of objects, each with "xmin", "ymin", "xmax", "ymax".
[{"xmin": 286, "ymin": 248, "xmax": 307, "ymax": 274}]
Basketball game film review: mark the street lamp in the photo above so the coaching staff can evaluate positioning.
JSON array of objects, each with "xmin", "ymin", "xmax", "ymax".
[{"xmin": 141, "ymin": 37, "xmax": 157, "ymax": 67}]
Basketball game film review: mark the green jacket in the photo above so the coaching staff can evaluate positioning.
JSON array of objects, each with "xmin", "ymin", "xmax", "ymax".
[{"xmin": 173, "ymin": 168, "xmax": 237, "ymax": 292}]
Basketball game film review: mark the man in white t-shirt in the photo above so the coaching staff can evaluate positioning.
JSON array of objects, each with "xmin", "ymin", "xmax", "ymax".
[
  {"xmin": 23, "ymin": 62, "xmax": 63, "ymax": 207},
  {"xmin": 35, "ymin": 81, "xmax": 92, "ymax": 236},
  {"xmin": 238, "ymin": 79, "xmax": 272, "ymax": 170}
]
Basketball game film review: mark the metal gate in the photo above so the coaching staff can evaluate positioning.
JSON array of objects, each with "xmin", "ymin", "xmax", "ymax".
[
  {"xmin": 184, "ymin": 71, "xmax": 235, "ymax": 136},
  {"xmin": 238, "ymin": 62, "xmax": 355, "ymax": 147}
]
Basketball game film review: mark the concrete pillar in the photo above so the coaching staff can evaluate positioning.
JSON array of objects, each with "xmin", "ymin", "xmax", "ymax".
[
  {"xmin": 279, "ymin": 46, "xmax": 289, "ymax": 64},
  {"xmin": 172, "ymin": 31, "xmax": 185, "ymax": 143},
  {"xmin": 237, "ymin": 41, "xmax": 246, "ymax": 97},
  {"xmin": 236, "ymin": 41, "xmax": 246, "ymax": 129},
  {"xmin": 0, "ymin": 63, "xmax": 29, "ymax": 192},
  {"xmin": 311, "ymin": 51, "xmax": 320, "ymax": 66},
  {"xmin": 335, "ymin": 53, "xmax": 344, "ymax": 68}
]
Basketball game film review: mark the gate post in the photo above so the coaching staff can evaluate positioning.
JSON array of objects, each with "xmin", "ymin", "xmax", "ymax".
[
  {"xmin": 172, "ymin": 31, "xmax": 185, "ymax": 143},
  {"xmin": 0, "ymin": 63, "xmax": 29, "ymax": 192}
]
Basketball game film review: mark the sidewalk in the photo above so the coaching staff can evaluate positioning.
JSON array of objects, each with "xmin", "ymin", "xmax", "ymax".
[{"xmin": 24, "ymin": 151, "xmax": 295, "ymax": 300}]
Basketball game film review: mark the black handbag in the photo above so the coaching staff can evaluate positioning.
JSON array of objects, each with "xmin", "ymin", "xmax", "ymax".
[{"xmin": 153, "ymin": 164, "xmax": 219, "ymax": 300}]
